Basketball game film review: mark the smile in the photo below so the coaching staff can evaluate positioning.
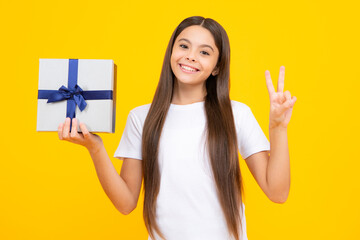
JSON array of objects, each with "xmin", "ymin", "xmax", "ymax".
[{"xmin": 179, "ymin": 64, "xmax": 199, "ymax": 73}]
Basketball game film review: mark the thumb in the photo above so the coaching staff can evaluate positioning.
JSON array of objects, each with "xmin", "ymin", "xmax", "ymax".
[
  {"xmin": 277, "ymin": 99, "xmax": 292, "ymax": 114},
  {"xmin": 279, "ymin": 95, "xmax": 297, "ymax": 113}
]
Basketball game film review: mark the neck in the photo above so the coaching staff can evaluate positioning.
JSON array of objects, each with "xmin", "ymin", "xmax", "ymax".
[{"xmin": 171, "ymin": 80, "xmax": 206, "ymax": 105}]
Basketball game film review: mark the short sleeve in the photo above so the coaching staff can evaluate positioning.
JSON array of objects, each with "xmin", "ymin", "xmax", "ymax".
[
  {"xmin": 113, "ymin": 111, "xmax": 143, "ymax": 160},
  {"xmin": 237, "ymin": 106, "xmax": 270, "ymax": 159}
]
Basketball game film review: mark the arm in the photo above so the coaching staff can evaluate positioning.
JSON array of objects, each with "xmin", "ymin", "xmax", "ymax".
[
  {"xmin": 245, "ymin": 128, "xmax": 290, "ymax": 204},
  {"xmin": 245, "ymin": 66, "xmax": 296, "ymax": 204},
  {"xmin": 58, "ymin": 118, "xmax": 143, "ymax": 215},
  {"xmin": 89, "ymin": 147, "xmax": 142, "ymax": 215},
  {"xmin": 267, "ymin": 127, "xmax": 290, "ymax": 202}
]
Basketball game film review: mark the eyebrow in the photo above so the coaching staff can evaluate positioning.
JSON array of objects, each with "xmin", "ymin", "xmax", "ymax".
[{"xmin": 178, "ymin": 38, "xmax": 215, "ymax": 52}]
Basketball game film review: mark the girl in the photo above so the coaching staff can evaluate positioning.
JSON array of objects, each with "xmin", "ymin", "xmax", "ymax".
[{"xmin": 58, "ymin": 16, "xmax": 296, "ymax": 240}]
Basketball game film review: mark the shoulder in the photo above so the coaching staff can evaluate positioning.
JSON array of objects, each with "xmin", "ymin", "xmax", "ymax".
[
  {"xmin": 230, "ymin": 100, "xmax": 251, "ymax": 115},
  {"xmin": 128, "ymin": 103, "xmax": 152, "ymax": 122},
  {"xmin": 130, "ymin": 103, "xmax": 151, "ymax": 115},
  {"xmin": 230, "ymin": 100, "xmax": 254, "ymax": 127}
]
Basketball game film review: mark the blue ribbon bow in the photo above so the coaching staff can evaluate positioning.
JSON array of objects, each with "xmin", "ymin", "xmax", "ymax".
[{"xmin": 47, "ymin": 84, "xmax": 87, "ymax": 111}]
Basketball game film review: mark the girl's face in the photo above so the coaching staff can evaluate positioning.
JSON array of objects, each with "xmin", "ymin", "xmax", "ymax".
[{"xmin": 170, "ymin": 25, "xmax": 219, "ymax": 87}]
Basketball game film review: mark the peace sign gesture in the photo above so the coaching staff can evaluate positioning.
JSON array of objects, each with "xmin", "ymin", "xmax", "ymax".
[{"xmin": 265, "ymin": 66, "xmax": 297, "ymax": 129}]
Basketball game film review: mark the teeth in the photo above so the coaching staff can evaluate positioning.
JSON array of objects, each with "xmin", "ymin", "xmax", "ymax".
[{"xmin": 181, "ymin": 64, "xmax": 198, "ymax": 72}]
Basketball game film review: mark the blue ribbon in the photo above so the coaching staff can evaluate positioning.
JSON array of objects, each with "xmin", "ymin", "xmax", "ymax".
[{"xmin": 38, "ymin": 59, "xmax": 113, "ymax": 122}]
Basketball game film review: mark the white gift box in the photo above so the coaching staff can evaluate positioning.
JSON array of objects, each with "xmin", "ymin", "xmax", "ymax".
[{"xmin": 36, "ymin": 58, "xmax": 115, "ymax": 133}]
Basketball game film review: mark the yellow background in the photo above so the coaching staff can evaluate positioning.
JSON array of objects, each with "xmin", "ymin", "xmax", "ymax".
[{"xmin": 1, "ymin": 0, "xmax": 359, "ymax": 239}]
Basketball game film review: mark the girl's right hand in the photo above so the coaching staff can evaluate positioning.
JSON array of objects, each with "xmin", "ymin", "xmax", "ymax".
[{"xmin": 58, "ymin": 118, "xmax": 103, "ymax": 154}]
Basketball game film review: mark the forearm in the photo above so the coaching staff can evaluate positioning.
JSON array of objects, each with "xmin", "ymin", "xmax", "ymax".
[
  {"xmin": 88, "ymin": 146, "xmax": 135, "ymax": 214},
  {"xmin": 267, "ymin": 127, "xmax": 290, "ymax": 203}
]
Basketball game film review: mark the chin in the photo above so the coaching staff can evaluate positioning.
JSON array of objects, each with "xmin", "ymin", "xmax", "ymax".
[{"xmin": 175, "ymin": 78, "xmax": 205, "ymax": 86}]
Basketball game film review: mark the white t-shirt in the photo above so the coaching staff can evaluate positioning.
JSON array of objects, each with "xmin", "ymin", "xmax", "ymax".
[{"xmin": 114, "ymin": 100, "xmax": 270, "ymax": 240}]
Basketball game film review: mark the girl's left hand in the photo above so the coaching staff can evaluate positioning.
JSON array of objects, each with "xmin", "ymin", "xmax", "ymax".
[{"xmin": 265, "ymin": 66, "xmax": 297, "ymax": 129}]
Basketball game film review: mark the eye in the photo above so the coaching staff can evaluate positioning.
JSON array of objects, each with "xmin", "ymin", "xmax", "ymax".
[
  {"xmin": 200, "ymin": 50, "xmax": 210, "ymax": 56},
  {"xmin": 180, "ymin": 44, "xmax": 188, "ymax": 49}
]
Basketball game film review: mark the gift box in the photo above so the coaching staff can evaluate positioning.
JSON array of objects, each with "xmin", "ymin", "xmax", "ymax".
[{"xmin": 37, "ymin": 58, "xmax": 115, "ymax": 133}]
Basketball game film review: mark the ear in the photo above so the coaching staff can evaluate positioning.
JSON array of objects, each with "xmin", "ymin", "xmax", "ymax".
[{"xmin": 211, "ymin": 67, "xmax": 219, "ymax": 76}]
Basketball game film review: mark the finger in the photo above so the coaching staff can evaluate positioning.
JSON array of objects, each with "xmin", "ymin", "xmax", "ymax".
[
  {"xmin": 278, "ymin": 95, "xmax": 293, "ymax": 113},
  {"xmin": 284, "ymin": 90, "xmax": 291, "ymax": 102},
  {"xmin": 279, "ymin": 93, "xmax": 286, "ymax": 104},
  {"xmin": 265, "ymin": 70, "xmax": 275, "ymax": 96},
  {"xmin": 276, "ymin": 92, "xmax": 287, "ymax": 104},
  {"xmin": 79, "ymin": 122, "xmax": 90, "ymax": 139},
  {"xmin": 291, "ymin": 96, "xmax": 297, "ymax": 107},
  {"xmin": 70, "ymin": 118, "xmax": 81, "ymax": 139},
  {"xmin": 63, "ymin": 117, "xmax": 71, "ymax": 139},
  {"xmin": 277, "ymin": 66, "xmax": 285, "ymax": 93},
  {"xmin": 58, "ymin": 123, "xmax": 64, "ymax": 140},
  {"xmin": 277, "ymin": 102, "xmax": 291, "ymax": 115}
]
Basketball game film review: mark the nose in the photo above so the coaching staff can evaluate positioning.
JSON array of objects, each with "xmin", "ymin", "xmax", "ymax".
[
  {"xmin": 185, "ymin": 51, "xmax": 197, "ymax": 62},
  {"xmin": 185, "ymin": 56, "xmax": 196, "ymax": 62}
]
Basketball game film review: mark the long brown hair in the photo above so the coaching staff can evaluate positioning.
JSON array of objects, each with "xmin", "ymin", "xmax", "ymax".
[{"xmin": 141, "ymin": 16, "xmax": 244, "ymax": 240}]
